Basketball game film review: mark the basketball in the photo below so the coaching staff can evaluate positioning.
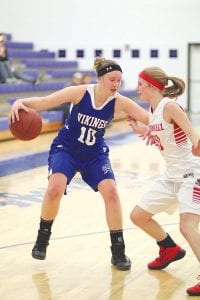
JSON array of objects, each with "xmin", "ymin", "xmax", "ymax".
[{"xmin": 9, "ymin": 109, "xmax": 42, "ymax": 141}]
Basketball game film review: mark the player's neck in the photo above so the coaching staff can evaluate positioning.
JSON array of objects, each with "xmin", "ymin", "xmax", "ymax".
[
  {"xmin": 94, "ymin": 84, "xmax": 109, "ymax": 105},
  {"xmin": 149, "ymin": 94, "xmax": 164, "ymax": 112}
]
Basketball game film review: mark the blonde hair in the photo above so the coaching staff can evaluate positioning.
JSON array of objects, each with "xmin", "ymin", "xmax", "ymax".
[
  {"xmin": 93, "ymin": 57, "xmax": 120, "ymax": 74},
  {"xmin": 142, "ymin": 66, "xmax": 185, "ymax": 99}
]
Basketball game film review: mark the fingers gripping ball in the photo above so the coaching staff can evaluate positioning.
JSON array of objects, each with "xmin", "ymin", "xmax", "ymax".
[
  {"xmin": 9, "ymin": 109, "xmax": 42, "ymax": 141},
  {"xmin": 192, "ymin": 140, "xmax": 200, "ymax": 157}
]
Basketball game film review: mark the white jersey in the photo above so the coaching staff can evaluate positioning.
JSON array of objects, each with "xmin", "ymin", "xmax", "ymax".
[{"xmin": 149, "ymin": 97, "xmax": 200, "ymax": 181}]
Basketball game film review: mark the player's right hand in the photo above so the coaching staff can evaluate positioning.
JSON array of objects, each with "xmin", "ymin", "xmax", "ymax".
[{"xmin": 8, "ymin": 99, "xmax": 29, "ymax": 124}]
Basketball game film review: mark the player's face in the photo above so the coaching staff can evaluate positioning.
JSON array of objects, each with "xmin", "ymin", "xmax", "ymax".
[
  {"xmin": 101, "ymin": 71, "xmax": 122, "ymax": 95},
  {"xmin": 136, "ymin": 77, "xmax": 151, "ymax": 101}
]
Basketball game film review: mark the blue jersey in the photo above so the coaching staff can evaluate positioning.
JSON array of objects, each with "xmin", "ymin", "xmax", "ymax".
[{"xmin": 51, "ymin": 84, "xmax": 116, "ymax": 160}]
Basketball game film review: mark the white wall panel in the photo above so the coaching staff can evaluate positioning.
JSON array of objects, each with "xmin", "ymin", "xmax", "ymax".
[{"xmin": 1, "ymin": 0, "xmax": 200, "ymax": 108}]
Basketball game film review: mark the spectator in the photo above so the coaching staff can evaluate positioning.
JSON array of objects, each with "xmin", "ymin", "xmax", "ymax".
[
  {"xmin": 0, "ymin": 34, "xmax": 44, "ymax": 84},
  {"xmin": 81, "ymin": 73, "xmax": 93, "ymax": 84},
  {"xmin": 71, "ymin": 72, "xmax": 83, "ymax": 86}
]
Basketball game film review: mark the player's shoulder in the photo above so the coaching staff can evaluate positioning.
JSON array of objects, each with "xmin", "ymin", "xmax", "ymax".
[
  {"xmin": 164, "ymin": 98, "xmax": 183, "ymax": 112},
  {"xmin": 66, "ymin": 84, "xmax": 88, "ymax": 93},
  {"xmin": 63, "ymin": 84, "xmax": 89, "ymax": 104}
]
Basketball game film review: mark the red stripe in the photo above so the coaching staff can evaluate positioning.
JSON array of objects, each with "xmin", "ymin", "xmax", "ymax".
[
  {"xmin": 194, "ymin": 187, "xmax": 200, "ymax": 193},
  {"xmin": 193, "ymin": 196, "xmax": 200, "ymax": 199},
  {"xmin": 174, "ymin": 131, "xmax": 186, "ymax": 137},
  {"xmin": 192, "ymin": 186, "xmax": 200, "ymax": 203},
  {"xmin": 174, "ymin": 123, "xmax": 187, "ymax": 145},
  {"xmin": 194, "ymin": 191, "xmax": 200, "ymax": 195},
  {"xmin": 175, "ymin": 135, "xmax": 187, "ymax": 142}
]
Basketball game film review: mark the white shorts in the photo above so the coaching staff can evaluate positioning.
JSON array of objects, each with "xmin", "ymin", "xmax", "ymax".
[{"xmin": 137, "ymin": 176, "xmax": 200, "ymax": 215}]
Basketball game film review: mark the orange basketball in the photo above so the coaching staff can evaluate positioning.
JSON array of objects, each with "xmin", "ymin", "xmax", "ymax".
[{"xmin": 9, "ymin": 109, "xmax": 42, "ymax": 141}]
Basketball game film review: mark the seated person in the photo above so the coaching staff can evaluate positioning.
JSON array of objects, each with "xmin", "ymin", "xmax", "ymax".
[
  {"xmin": 71, "ymin": 72, "xmax": 83, "ymax": 85},
  {"xmin": 0, "ymin": 34, "xmax": 43, "ymax": 84},
  {"xmin": 81, "ymin": 73, "xmax": 92, "ymax": 84}
]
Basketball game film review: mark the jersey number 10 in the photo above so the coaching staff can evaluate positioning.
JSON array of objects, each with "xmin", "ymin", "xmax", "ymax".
[{"xmin": 78, "ymin": 126, "xmax": 97, "ymax": 146}]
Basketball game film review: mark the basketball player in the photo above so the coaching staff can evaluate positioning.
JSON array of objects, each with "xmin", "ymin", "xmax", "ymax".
[
  {"xmin": 9, "ymin": 57, "xmax": 149, "ymax": 271},
  {"xmin": 128, "ymin": 66, "xmax": 200, "ymax": 295}
]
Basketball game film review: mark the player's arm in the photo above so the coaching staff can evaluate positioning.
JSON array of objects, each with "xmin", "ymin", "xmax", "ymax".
[
  {"xmin": 164, "ymin": 102, "xmax": 200, "ymax": 148},
  {"xmin": 9, "ymin": 85, "xmax": 87, "ymax": 123},
  {"xmin": 116, "ymin": 95, "xmax": 149, "ymax": 125},
  {"xmin": 127, "ymin": 117, "xmax": 148, "ymax": 136},
  {"xmin": 192, "ymin": 140, "xmax": 200, "ymax": 156}
]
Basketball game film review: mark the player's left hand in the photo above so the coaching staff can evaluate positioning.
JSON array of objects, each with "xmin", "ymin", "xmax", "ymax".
[{"xmin": 192, "ymin": 140, "xmax": 200, "ymax": 156}]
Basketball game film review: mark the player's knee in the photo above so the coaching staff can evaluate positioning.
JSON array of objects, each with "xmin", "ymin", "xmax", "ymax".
[
  {"xmin": 130, "ymin": 208, "xmax": 144, "ymax": 226},
  {"xmin": 130, "ymin": 206, "xmax": 149, "ymax": 227},
  {"xmin": 105, "ymin": 186, "xmax": 119, "ymax": 205},
  {"xmin": 46, "ymin": 184, "xmax": 64, "ymax": 200}
]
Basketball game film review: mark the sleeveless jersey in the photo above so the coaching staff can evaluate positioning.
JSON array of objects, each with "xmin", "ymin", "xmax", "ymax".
[
  {"xmin": 149, "ymin": 98, "xmax": 200, "ymax": 181},
  {"xmin": 51, "ymin": 84, "xmax": 116, "ymax": 160}
]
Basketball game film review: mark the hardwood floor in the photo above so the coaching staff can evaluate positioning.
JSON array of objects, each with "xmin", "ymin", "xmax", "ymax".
[{"xmin": 0, "ymin": 120, "xmax": 199, "ymax": 300}]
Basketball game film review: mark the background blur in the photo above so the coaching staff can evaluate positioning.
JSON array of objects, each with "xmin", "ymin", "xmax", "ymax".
[{"xmin": 1, "ymin": 0, "xmax": 200, "ymax": 112}]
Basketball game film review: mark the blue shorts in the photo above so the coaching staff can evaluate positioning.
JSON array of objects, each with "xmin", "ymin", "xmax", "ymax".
[{"xmin": 48, "ymin": 147, "xmax": 115, "ymax": 192}]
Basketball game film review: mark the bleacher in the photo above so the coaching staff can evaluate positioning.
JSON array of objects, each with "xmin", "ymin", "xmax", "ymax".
[{"xmin": 0, "ymin": 34, "xmax": 142, "ymax": 141}]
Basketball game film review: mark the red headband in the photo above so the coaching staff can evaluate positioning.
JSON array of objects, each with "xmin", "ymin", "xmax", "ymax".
[{"xmin": 139, "ymin": 71, "xmax": 165, "ymax": 91}]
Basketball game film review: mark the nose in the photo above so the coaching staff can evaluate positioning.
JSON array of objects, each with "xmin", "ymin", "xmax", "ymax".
[{"xmin": 113, "ymin": 82, "xmax": 120, "ymax": 89}]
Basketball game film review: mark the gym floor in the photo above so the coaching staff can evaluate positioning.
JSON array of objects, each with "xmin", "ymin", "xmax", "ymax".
[{"xmin": 0, "ymin": 118, "xmax": 199, "ymax": 300}]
